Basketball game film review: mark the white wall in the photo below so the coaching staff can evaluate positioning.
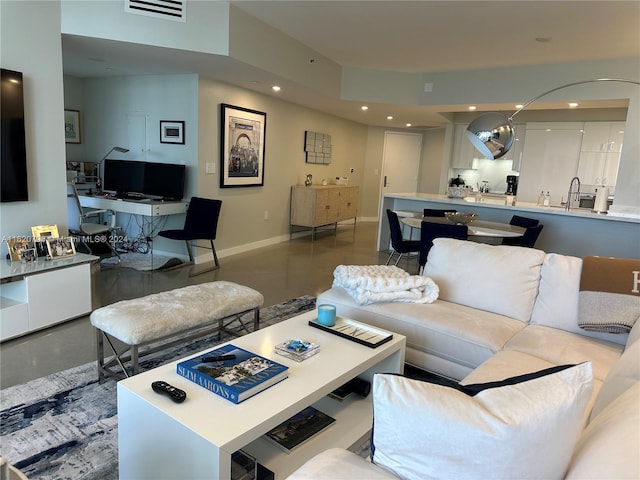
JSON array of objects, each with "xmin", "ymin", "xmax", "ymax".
[{"xmin": 0, "ymin": 1, "xmax": 67, "ymax": 257}]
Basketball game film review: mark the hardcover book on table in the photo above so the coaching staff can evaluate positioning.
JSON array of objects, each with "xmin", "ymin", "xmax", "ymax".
[
  {"xmin": 264, "ymin": 405, "xmax": 335, "ymax": 453},
  {"xmin": 176, "ymin": 344, "xmax": 288, "ymax": 404}
]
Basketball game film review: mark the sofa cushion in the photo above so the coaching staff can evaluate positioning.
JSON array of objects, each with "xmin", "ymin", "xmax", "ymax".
[
  {"xmin": 566, "ymin": 383, "xmax": 640, "ymax": 480},
  {"xmin": 530, "ymin": 254, "xmax": 629, "ymax": 346},
  {"xmin": 503, "ymin": 325, "xmax": 623, "ymax": 382},
  {"xmin": 590, "ymin": 339, "xmax": 640, "ymax": 420},
  {"xmin": 423, "ymin": 238, "xmax": 544, "ymax": 322},
  {"xmin": 286, "ymin": 448, "xmax": 398, "ymax": 480},
  {"xmin": 371, "ymin": 364, "xmax": 594, "ymax": 480},
  {"xmin": 318, "ymin": 287, "xmax": 525, "ymax": 379}
]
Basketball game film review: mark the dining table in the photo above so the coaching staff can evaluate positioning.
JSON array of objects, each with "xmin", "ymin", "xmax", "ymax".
[{"xmin": 400, "ymin": 216, "xmax": 526, "ymax": 239}]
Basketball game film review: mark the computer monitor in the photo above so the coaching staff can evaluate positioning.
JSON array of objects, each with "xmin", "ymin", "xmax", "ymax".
[
  {"xmin": 103, "ymin": 159, "xmax": 145, "ymax": 196},
  {"xmin": 143, "ymin": 162, "xmax": 186, "ymax": 200}
]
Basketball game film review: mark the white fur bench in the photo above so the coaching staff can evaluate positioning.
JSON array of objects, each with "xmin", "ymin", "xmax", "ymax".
[{"xmin": 90, "ymin": 281, "xmax": 264, "ymax": 381}]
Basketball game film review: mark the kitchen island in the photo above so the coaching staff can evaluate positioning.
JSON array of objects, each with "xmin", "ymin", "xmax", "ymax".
[{"xmin": 379, "ymin": 193, "xmax": 640, "ymax": 259}]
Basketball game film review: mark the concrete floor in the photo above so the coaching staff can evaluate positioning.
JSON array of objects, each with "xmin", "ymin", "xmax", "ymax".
[{"xmin": 0, "ymin": 222, "xmax": 396, "ymax": 389}]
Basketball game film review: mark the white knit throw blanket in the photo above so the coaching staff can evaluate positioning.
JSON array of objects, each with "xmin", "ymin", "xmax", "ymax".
[{"xmin": 332, "ymin": 265, "xmax": 439, "ymax": 306}]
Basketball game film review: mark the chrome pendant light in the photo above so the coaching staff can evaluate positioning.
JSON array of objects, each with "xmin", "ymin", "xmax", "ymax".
[{"xmin": 466, "ymin": 78, "xmax": 640, "ymax": 160}]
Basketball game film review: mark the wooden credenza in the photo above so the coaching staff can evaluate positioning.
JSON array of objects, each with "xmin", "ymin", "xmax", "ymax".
[{"xmin": 290, "ymin": 185, "xmax": 359, "ymax": 239}]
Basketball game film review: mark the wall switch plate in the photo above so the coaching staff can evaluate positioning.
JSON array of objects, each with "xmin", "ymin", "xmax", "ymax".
[{"xmin": 206, "ymin": 163, "xmax": 216, "ymax": 174}]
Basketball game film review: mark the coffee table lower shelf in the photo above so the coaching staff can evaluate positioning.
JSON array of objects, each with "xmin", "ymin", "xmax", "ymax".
[{"xmin": 242, "ymin": 394, "xmax": 372, "ymax": 478}]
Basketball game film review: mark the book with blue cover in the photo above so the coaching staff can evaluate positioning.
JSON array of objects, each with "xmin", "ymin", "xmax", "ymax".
[{"xmin": 176, "ymin": 344, "xmax": 289, "ymax": 404}]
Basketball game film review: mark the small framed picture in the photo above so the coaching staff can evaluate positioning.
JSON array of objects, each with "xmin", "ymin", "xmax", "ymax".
[
  {"xmin": 160, "ymin": 120, "xmax": 185, "ymax": 144},
  {"xmin": 20, "ymin": 248, "xmax": 37, "ymax": 263},
  {"xmin": 64, "ymin": 109, "xmax": 82, "ymax": 144},
  {"xmin": 46, "ymin": 236, "xmax": 76, "ymax": 259},
  {"xmin": 31, "ymin": 224, "xmax": 59, "ymax": 241},
  {"xmin": 6, "ymin": 236, "xmax": 31, "ymax": 262}
]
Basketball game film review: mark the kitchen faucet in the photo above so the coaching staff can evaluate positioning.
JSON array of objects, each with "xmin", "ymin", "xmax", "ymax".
[{"xmin": 566, "ymin": 176, "xmax": 581, "ymax": 211}]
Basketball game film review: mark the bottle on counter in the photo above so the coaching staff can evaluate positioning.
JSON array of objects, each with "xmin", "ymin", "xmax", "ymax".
[
  {"xmin": 537, "ymin": 191, "xmax": 545, "ymax": 206},
  {"xmin": 543, "ymin": 191, "xmax": 551, "ymax": 207}
]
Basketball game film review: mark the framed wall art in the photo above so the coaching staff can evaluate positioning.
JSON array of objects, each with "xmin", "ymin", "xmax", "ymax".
[
  {"xmin": 220, "ymin": 104, "xmax": 266, "ymax": 188},
  {"xmin": 160, "ymin": 120, "xmax": 185, "ymax": 144},
  {"xmin": 64, "ymin": 109, "xmax": 81, "ymax": 144}
]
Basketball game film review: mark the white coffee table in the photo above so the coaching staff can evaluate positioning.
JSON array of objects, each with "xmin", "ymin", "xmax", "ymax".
[{"xmin": 117, "ymin": 309, "xmax": 406, "ymax": 479}]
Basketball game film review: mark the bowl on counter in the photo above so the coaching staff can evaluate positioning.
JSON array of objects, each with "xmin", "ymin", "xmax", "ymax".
[
  {"xmin": 444, "ymin": 212, "xmax": 477, "ymax": 225},
  {"xmin": 447, "ymin": 186, "xmax": 468, "ymax": 198}
]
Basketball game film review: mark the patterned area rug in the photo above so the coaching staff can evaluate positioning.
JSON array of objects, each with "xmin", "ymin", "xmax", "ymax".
[
  {"xmin": 0, "ymin": 295, "xmax": 317, "ymax": 480},
  {"xmin": 101, "ymin": 252, "xmax": 183, "ymax": 271}
]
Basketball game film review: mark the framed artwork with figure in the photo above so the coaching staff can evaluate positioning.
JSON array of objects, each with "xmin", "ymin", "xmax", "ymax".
[{"xmin": 220, "ymin": 104, "xmax": 266, "ymax": 188}]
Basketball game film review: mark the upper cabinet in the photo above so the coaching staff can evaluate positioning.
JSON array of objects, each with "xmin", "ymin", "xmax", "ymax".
[
  {"xmin": 451, "ymin": 123, "xmax": 479, "ymax": 169},
  {"xmin": 577, "ymin": 122, "xmax": 625, "ymax": 186}
]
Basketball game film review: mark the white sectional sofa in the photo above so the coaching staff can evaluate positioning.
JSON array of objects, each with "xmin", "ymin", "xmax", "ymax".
[{"xmin": 289, "ymin": 238, "xmax": 639, "ymax": 479}]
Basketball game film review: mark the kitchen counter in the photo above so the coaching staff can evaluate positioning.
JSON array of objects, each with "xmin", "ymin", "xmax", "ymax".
[{"xmin": 379, "ymin": 193, "xmax": 640, "ymax": 259}]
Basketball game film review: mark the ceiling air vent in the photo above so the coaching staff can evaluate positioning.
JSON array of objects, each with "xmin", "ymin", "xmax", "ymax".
[{"xmin": 125, "ymin": 0, "xmax": 186, "ymax": 22}]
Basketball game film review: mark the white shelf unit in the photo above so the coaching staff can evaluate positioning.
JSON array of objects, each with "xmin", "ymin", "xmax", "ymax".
[{"xmin": 0, "ymin": 254, "xmax": 97, "ymax": 341}]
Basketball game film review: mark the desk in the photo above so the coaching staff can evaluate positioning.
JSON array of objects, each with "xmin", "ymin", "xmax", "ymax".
[
  {"xmin": 401, "ymin": 217, "xmax": 525, "ymax": 238},
  {"xmin": 79, "ymin": 195, "xmax": 188, "ymax": 217}
]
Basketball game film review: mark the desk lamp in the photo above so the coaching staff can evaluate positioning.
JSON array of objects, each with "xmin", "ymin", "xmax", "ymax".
[
  {"xmin": 465, "ymin": 78, "xmax": 640, "ymax": 160},
  {"xmin": 96, "ymin": 146, "xmax": 129, "ymax": 190}
]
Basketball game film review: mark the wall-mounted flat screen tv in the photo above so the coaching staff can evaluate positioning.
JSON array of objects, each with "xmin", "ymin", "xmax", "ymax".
[{"xmin": 1, "ymin": 68, "xmax": 28, "ymax": 202}]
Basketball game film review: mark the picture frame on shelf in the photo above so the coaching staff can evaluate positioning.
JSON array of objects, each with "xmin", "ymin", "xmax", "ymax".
[
  {"xmin": 160, "ymin": 120, "xmax": 185, "ymax": 144},
  {"xmin": 6, "ymin": 236, "xmax": 31, "ymax": 262},
  {"xmin": 64, "ymin": 109, "xmax": 81, "ymax": 144},
  {"xmin": 20, "ymin": 248, "xmax": 37, "ymax": 263},
  {"xmin": 220, "ymin": 104, "xmax": 266, "ymax": 188},
  {"xmin": 31, "ymin": 224, "xmax": 59, "ymax": 241},
  {"xmin": 46, "ymin": 237, "xmax": 76, "ymax": 259}
]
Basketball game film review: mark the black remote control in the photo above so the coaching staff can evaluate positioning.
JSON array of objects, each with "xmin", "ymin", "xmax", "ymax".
[{"xmin": 152, "ymin": 381, "xmax": 186, "ymax": 403}]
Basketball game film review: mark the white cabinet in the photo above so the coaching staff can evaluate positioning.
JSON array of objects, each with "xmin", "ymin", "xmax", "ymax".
[
  {"xmin": 451, "ymin": 124, "xmax": 480, "ymax": 169},
  {"xmin": 517, "ymin": 122, "xmax": 584, "ymax": 204},
  {"xmin": 0, "ymin": 254, "xmax": 96, "ymax": 341},
  {"xmin": 577, "ymin": 122, "xmax": 625, "ymax": 186}
]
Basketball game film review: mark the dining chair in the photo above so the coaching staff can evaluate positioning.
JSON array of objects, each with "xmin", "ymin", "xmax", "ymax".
[
  {"xmin": 502, "ymin": 215, "xmax": 542, "ymax": 247},
  {"xmin": 423, "ymin": 208, "xmax": 457, "ymax": 217},
  {"xmin": 419, "ymin": 220, "xmax": 468, "ymax": 272},
  {"xmin": 158, "ymin": 197, "xmax": 222, "ymax": 276},
  {"xmin": 385, "ymin": 209, "xmax": 421, "ymax": 267},
  {"xmin": 66, "ymin": 182, "xmax": 120, "ymax": 263}
]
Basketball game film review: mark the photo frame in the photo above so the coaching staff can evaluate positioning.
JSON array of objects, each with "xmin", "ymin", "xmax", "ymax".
[
  {"xmin": 31, "ymin": 224, "xmax": 59, "ymax": 241},
  {"xmin": 6, "ymin": 236, "xmax": 31, "ymax": 262},
  {"xmin": 220, "ymin": 104, "xmax": 266, "ymax": 188},
  {"xmin": 64, "ymin": 109, "xmax": 81, "ymax": 144},
  {"xmin": 160, "ymin": 120, "xmax": 185, "ymax": 144},
  {"xmin": 46, "ymin": 236, "xmax": 76, "ymax": 259}
]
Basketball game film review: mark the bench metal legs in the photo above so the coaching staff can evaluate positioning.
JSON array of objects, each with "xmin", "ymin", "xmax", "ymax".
[{"xmin": 95, "ymin": 307, "xmax": 261, "ymax": 382}]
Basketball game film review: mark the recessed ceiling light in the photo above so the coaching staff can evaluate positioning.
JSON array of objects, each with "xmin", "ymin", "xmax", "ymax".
[
  {"xmin": 515, "ymin": 104, "xmax": 524, "ymax": 109},
  {"xmin": 468, "ymin": 106, "xmax": 477, "ymax": 111},
  {"xmin": 272, "ymin": 85, "xmax": 281, "ymax": 92},
  {"xmin": 361, "ymin": 105, "xmax": 368, "ymax": 111},
  {"xmin": 535, "ymin": 37, "xmax": 552, "ymax": 43},
  {"xmin": 406, "ymin": 123, "xmax": 412, "ymax": 127},
  {"xmin": 568, "ymin": 102, "xmax": 579, "ymax": 108},
  {"xmin": 387, "ymin": 115, "xmax": 393, "ymax": 120}
]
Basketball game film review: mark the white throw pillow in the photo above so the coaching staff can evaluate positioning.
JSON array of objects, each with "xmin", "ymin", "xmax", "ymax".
[
  {"xmin": 371, "ymin": 363, "xmax": 594, "ymax": 480},
  {"xmin": 423, "ymin": 238, "xmax": 544, "ymax": 322}
]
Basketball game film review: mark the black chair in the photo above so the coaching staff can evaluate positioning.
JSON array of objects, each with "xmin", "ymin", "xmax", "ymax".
[
  {"xmin": 509, "ymin": 215, "xmax": 540, "ymax": 228},
  {"xmin": 158, "ymin": 197, "xmax": 222, "ymax": 275},
  {"xmin": 419, "ymin": 221, "xmax": 468, "ymax": 271},
  {"xmin": 423, "ymin": 208, "xmax": 457, "ymax": 217},
  {"xmin": 502, "ymin": 215, "xmax": 543, "ymax": 247},
  {"xmin": 385, "ymin": 209, "xmax": 421, "ymax": 266}
]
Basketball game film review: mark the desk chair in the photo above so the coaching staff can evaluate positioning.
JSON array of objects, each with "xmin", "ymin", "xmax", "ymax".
[
  {"xmin": 66, "ymin": 182, "xmax": 120, "ymax": 262},
  {"xmin": 419, "ymin": 221, "xmax": 468, "ymax": 272},
  {"xmin": 385, "ymin": 209, "xmax": 421, "ymax": 267},
  {"xmin": 158, "ymin": 197, "xmax": 222, "ymax": 276}
]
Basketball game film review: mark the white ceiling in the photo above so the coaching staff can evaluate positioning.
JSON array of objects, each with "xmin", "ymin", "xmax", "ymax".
[{"xmin": 61, "ymin": 0, "xmax": 640, "ymax": 127}]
